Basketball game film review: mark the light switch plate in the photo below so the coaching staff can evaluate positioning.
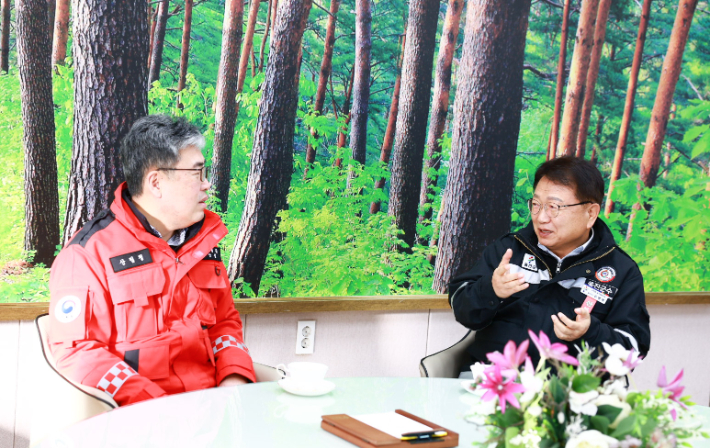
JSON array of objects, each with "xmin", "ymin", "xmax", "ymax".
[{"xmin": 296, "ymin": 320, "xmax": 316, "ymax": 354}]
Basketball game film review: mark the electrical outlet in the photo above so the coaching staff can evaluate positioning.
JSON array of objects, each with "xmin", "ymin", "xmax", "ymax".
[{"xmin": 296, "ymin": 320, "xmax": 316, "ymax": 355}]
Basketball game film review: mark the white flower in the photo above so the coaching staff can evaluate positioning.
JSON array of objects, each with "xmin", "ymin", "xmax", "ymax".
[
  {"xmin": 520, "ymin": 370, "xmax": 544, "ymax": 403},
  {"xmin": 510, "ymin": 429, "xmax": 542, "ymax": 448},
  {"xmin": 569, "ymin": 390, "xmax": 599, "ymax": 415},
  {"xmin": 564, "ymin": 415, "xmax": 586, "ymax": 439},
  {"xmin": 603, "ymin": 379, "xmax": 629, "ymax": 400},
  {"xmin": 566, "ymin": 430, "xmax": 619, "ymax": 448},
  {"xmin": 593, "ymin": 394, "xmax": 631, "ymax": 429},
  {"xmin": 602, "ymin": 343, "xmax": 634, "ymax": 376},
  {"xmin": 470, "ymin": 362, "xmax": 488, "ymax": 382},
  {"xmin": 527, "ymin": 404, "xmax": 542, "ymax": 417},
  {"xmin": 464, "ymin": 397, "xmax": 497, "ymax": 426},
  {"xmin": 558, "ymin": 412, "xmax": 566, "ymax": 424}
]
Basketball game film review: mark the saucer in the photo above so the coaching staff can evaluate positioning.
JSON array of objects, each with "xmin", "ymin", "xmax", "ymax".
[
  {"xmin": 461, "ymin": 380, "xmax": 484, "ymax": 395},
  {"xmin": 278, "ymin": 378, "xmax": 335, "ymax": 397}
]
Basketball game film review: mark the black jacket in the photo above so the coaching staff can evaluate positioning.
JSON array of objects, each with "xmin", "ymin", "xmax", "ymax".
[{"xmin": 449, "ymin": 219, "xmax": 651, "ymax": 368}]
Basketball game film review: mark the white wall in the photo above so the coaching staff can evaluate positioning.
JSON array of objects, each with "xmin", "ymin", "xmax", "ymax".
[{"xmin": 2, "ymin": 304, "xmax": 709, "ymax": 446}]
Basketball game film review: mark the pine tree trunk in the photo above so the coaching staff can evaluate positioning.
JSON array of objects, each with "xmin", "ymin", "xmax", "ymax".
[
  {"xmin": 349, "ymin": 0, "xmax": 371, "ymax": 166},
  {"xmin": 258, "ymin": 0, "xmax": 272, "ymax": 72},
  {"xmin": 556, "ymin": 0, "xmax": 600, "ymax": 157},
  {"xmin": 227, "ymin": 0, "xmax": 312, "ymax": 296},
  {"xmin": 51, "ymin": 0, "xmax": 69, "ymax": 67},
  {"xmin": 148, "ymin": 0, "xmax": 170, "ymax": 87},
  {"xmin": 591, "ymin": 114, "xmax": 602, "ymax": 165},
  {"xmin": 604, "ymin": 0, "xmax": 651, "ymax": 217},
  {"xmin": 639, "ymin": 0, "xmax": 697, "ymax": 189},
  {"xmin": 148, "ymin": 6, "xmax": 157, "ymax": 67},
  {"xmin": 305, "ymin": 0, "xmax": 339, "ymax": 165},
  {"xmin": 334, "ymin": 68, "xmax": 355, "ymax": 168},
  {"xmin": 63, "ymin": 0, "xmax": 149, "ymax": 244},
  {"xmin": 388, "ymin": 0, "xmax": 440, "ymax": 250},
  {"xmin": 237, "ymin": 0, "xmax": 261, "ymax": 95},
  {"xmin": 46, "ymin": 0, "xmax": 54, "ymax": 43},
  {"xmin": 418, "ymin": 0, "xmax": 464, "ymax": 229},
  {"xmin": 432, "ymin": 0, "xmax": 531, "ymax": 293},
  {"xmin": 548, "ymin": 0, "xmax": 571, "ymax": 160},
  {"xmin": 177, "ymin": 0, "xmax": 193, "ymax": 92},
  {"xmin": 369, "ymin": 31, "xmax": 405, "ymax": 215},
  {"xmin": 1, "ymin": 0, "xmax": 10, "ymax": 72},
  {"xmin": 211, "ymin": 0, "xmax": 245, "ymax": 213},
  {"xmin": 17, "ymin": 0, "xmax": 59, "ymax": 266},
  {"xmin": 576, "ymin": 0, "xmax": 611, "ymax": 158}
]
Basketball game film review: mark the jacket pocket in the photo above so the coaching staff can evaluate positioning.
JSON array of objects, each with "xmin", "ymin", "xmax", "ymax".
[
  {"xmin": 187, "ymin": 261, "xmax": 229, "ymax": 327},
  {"xmin": 120, "ymin": 343, "xmax": 170, "ymax": 380},
  {"xmin": 108, "ymin": 264, "xmax": 165, "ymax": 342}
]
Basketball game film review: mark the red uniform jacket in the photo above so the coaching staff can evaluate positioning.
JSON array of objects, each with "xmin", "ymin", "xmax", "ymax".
[{"xmin": 48, "ymin": 183, "xmax": 255, "ymax": 406}]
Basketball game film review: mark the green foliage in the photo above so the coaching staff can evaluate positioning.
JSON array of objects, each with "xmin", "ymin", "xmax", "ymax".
[{"xmin": 0, "ymin": 266, "xmax": 51, "ymax": 304}]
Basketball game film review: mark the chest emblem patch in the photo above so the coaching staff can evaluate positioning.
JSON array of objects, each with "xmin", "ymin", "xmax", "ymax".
[
  {"xmin": 55, "ymin": 296, "xmax": 82, "ymax": 323},
  {"xmin": 521, "ymin": 253, "xmax": 538, "ymax": 271},
  {"xmin": 595, "ymin": 266, "xmax": 616, "ymax": 283}
]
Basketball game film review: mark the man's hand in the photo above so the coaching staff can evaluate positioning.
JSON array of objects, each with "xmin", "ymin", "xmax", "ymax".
[
  {"xmin": 551, "ymin": 307, "xmax": 591, "ymax": 341},
  {"xmin": 492, "ymin": 249, "xmax": 529, "ymax": 299},
  {"xmin": 218, "ymin": 374, "xmax": 249, "ymax": 388}
]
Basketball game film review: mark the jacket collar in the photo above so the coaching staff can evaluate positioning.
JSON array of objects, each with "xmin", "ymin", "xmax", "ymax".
[
  {"xmin": 515, "ymin": 218, "xmax": 617, "ymax": 264},
  {"xmin": 110, "ymin": 183, "xmax": 227, "ymax": 253}
]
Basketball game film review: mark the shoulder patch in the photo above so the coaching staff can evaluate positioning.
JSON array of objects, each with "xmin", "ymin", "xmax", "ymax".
[
  {"xmin": 68, "ymin": 209, "xmax": 115, "ymax": 248},
  {"xmin": 203, "ymin": 247, "xmax": 222, "ymax": 262},
  {"xmin": 109, "ymin": 249, "xmax": 153, "ymax": 273}
]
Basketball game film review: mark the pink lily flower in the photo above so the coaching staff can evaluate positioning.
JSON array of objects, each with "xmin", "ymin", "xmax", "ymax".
[
  {"xmin": 487, "ymin": 339, "xmax": 530, "ymax": 372},
  {"xmin": 623, "ymin": 349, "xmax": 643, "ymax": 371},
  {"xmin": 527, "ymin": 330, "xmax": 579, "ymax": 366},
  {"xmin": 479, "ymin": 364, "xmax": 526, "ymax": 414},
  {"xmin": 657, "ymin": 366, "xmax": 685, "ymax": 407}
]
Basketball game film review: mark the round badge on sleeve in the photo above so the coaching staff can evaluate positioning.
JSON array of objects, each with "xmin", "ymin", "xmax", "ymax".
[
  {"xmin": 55, "ymin": 296, "xmax": 82, "ymax": 323},
  {"xmin": 595, "ymin": 267, "xmax": 616, "ymax": 283}
]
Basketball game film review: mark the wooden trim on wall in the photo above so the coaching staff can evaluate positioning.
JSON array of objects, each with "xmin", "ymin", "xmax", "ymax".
[{"xmin": 1, "ymin": 292, "xmax": 708, "ymax": 321}]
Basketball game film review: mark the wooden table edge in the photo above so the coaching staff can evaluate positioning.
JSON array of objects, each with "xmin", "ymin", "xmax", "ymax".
[{"xmin": 1, "ymin": 292, "xmax": 708, "ymax": 321}]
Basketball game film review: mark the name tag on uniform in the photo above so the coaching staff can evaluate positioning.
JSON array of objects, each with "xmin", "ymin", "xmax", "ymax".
[{"xmin": 580, "ymin": 284, "xmax": 611, "ymax": 304}]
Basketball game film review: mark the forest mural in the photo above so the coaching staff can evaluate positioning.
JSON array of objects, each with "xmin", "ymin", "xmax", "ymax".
[{"xmin": 0, "ymin": 0, "xmax": 708, "ymax": 302}]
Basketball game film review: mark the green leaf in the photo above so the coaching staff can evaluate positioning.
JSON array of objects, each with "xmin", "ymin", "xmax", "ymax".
[
  {"xmin": 691, "ymin": 136, "xmax": 710, "ymax": 159},
  {"xmin": 682, "ymin": 123, "xmax": 709, "ymax": 143},
  {"xmin": 641, "ymin": 416, "xmax": 658, "ymax": 438},
  {"xmin": 596, "ymin": 405, "xmax": 623, "ymax": 423},
  {"xmin": 505, "ymin": 427, "xmax": 521, "ymax": 448},
  {"xmin": 572, "ymin": 374, "xmax": 601, "ymax": 393},
  {"xmin": 549, "ymin": 377, "xmax": 566, "ymax": 403},
  {"xmin": 610, "ymin": 415, "xmax": 637, "ymax": 438},
  {"xmin": 590, "ymin": 415, "xmax": 610, "ymax": 434}
]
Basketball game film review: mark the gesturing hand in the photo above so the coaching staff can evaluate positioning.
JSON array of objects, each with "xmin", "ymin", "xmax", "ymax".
[
  {"xmin": 551, "ymin": 307, "xmax": 591, "ymax": 341},
  {"xmin": 492, "ymin": 248, "xmax": 529, "ymax": 299}
]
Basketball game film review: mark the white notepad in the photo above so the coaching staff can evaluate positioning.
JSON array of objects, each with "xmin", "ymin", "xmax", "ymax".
[{"xmin": 351, "ymin": 412, "xmax": 433, "ymax": 439}]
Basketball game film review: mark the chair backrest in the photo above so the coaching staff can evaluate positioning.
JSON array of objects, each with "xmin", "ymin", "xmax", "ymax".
[
  {"xmin": 31, "ymin": 314, "xmax": 117, "ymax": 447},
  {"xmin": 253, "ymin": 362, "xmax": 286, "ymax": 382},
  {"xmin": 419, "ymin": 331, "xmax": 476, "ymax": 378}
]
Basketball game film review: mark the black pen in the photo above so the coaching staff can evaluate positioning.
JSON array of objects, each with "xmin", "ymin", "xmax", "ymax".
[{"xmin": 400, "ymin": 430, "xmax": 448, "ymax": 441}]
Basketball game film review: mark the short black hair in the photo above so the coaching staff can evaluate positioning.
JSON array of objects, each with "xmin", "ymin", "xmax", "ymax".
[
  {"xmin": 533, "ymin": 156, "xmax": 604, "ymax": 204},
  {"xmin": 120, "ymin": 115, "xmax": 205, "ymax": 196}
]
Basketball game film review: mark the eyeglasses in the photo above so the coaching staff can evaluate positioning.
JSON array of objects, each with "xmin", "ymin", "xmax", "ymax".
[
  {"xmin": 157, "ymin": 166, "xmax": 210, "ymax": 182},
  {"xmin": 527, "ymin": 199, "xmax": 592, "ymax": 218}
]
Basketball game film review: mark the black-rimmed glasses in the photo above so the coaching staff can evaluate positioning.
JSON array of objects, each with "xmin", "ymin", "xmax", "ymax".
[
  {"xmin": 527, "ymin": 199, "xmax": 592, "ymax": 218},
  {"xmin": 157, "ymin": 166, "xmax": 210, "ymax": 182}
]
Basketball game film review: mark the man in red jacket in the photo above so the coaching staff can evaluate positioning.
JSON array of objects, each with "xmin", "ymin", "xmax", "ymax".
[{"xmin": 48, "ymin": 115, "xmax": 255, "ymax": 406}]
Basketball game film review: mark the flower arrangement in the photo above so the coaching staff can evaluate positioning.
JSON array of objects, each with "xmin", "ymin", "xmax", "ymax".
[{"xmin": 465, "ymin": 330, "xmax": 709, "ymax": 448}]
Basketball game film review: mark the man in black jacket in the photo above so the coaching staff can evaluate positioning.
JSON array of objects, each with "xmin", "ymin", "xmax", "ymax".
[{"xmin": 450, "ymin": 157, "xmax": 650, "ymax": 373}]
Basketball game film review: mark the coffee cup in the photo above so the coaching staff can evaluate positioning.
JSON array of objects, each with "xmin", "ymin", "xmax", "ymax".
[{"xmin": 276, "ymin": 362, "xmax": 328, "ymax": 382}]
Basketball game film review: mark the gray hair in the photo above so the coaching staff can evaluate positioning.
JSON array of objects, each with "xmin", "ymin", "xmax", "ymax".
[{"xmin": 120, "ymin": 115, "xmax": 205, "ymax": 196}]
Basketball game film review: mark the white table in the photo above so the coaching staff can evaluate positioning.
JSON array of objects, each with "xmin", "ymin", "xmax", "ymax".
[{"xmin": 36, "ymin": 377, "xmax": 710, "ymax": 448}]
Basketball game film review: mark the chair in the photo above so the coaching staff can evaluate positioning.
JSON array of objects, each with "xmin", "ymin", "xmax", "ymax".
[
  {"xmin": 32, "ymin": 314, "xmax": 118, "ymax": 447},
  {"xmin": 254, "ymin": 362, "xmax": 286, "ymax": 382},
  {"xmin": 32, "ymin": 314, "xmax": 284, "ymax": 445},
  {"xmin": 419, "ymin": 331, "xmax": 476, "ymax": 378}
]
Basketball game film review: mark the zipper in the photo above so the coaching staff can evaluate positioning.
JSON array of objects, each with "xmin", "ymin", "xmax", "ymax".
[
  {"xmin": 558, "ymin": 247, "xmax": 616, "ymax": 276},
  {"xmin": 449, "ymin": 281, "xmax": 470, "ymax": 308},
  {"xmin": 514, "ymin": 235, "xmax": 616, "ymax": 278}
]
